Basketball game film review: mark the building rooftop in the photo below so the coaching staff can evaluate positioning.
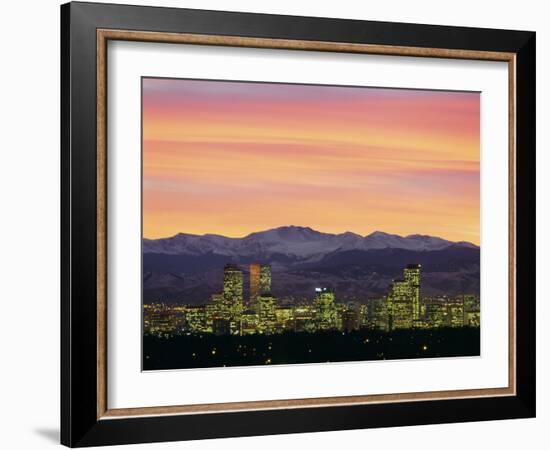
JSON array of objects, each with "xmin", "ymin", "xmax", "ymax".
[{"xmin": 315, "ymin": 287, "xmax": 334, "ymax": 293}]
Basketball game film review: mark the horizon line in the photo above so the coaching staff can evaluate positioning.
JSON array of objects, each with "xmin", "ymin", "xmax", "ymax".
[{"xmin": 143, "ymin": 225, "xmax": 479, "ymax": 246}]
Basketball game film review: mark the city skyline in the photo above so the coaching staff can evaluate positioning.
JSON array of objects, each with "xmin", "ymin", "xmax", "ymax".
[
  {"xmin": 142, "ymin": 78, "xmax": 480, "ymax": 244},
  {"xmin": 144, "ymin": 261, "xmax": 480, "ymax": 339}
]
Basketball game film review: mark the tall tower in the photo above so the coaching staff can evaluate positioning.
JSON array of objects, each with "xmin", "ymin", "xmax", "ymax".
[
  {"xmin": 249, "ymin": 263, "xmax": 261, "ymax": 304},
  {"xmin": 387, "ymin": 279, "xmax": 412, "ymax": 330},
  {"xmin": 259, "ymin": 264, "xmax": 271, "ymax": 294},
  {"xmin": 223, "ymin": 264, "xmax": 243, "ymax": 332},
  {"xmin": 387, "ymin": 263, "xmax": 422, "ymax": 330},
  {"xmin": 249, "ymin": 263, "xmax": 271, "ymax": 311},
  {"xmin": 404, "ymin": 264, "xmax": 421, "ymax": 321},
  {"xmin": 314, "ymin": 287, "xmax": 337, "ymax": 331},
  {"xmin": 257, "ymin": 293, "xmax": 276, "ymax": 335}
]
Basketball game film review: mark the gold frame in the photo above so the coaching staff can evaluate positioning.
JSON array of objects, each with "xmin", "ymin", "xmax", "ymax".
[{"xmin": 96, "ymin": 29, "xmax": 516, "ymax": 420}]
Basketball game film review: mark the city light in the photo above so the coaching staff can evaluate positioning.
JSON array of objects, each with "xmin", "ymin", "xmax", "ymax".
[{"xmin": 143, "ymin": 262, "xmax": 480, "ymax": 338}]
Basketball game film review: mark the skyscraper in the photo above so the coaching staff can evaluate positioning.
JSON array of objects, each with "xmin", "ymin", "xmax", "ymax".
[
  {"xmin": 206, "ymin": 293, "xmax": 230, "ymax": 335},
  {"xmin": 223, "ymin": 264, "xmax": 244, "ymax": 333},
  {"xmin": 314, "ymin": 287, "xmax": 337, "ymax": 331},
  {"xmin": 404, "ymin": 264, "xmax": 421, "ymax": 321},
  {"xmin": 249, "ymin": 263, "xmax": 271, "ymax": 311},
  {"xmin": 257, "ymin": 293, "xmax": 277, "ymax": 334},
  {"xmin": 387, "ymin": 279, "xmax": 414, "ymax": 330},
  {"xmin": 387, "ymin": 264, "xmax": 422, "ymax": 330}
]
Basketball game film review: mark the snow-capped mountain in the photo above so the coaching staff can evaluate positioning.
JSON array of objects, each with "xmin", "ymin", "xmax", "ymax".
[
  {"xmin": 142, "ymin": 226, "xmax": 480, "ymax": 304},
  {"xmin": 143, "ymin": 225, "xmax": 477, "ymax": 260}
]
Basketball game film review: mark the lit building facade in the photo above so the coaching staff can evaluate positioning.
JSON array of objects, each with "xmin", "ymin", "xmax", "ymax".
[
  {"xmin": 424, "ymin": 301, "xmax": 447, "ymax": 327},
  {"xmin": 240, "ymin": 310, "xmax": 259, "ymax": 335},
  {"xmin": 274, "ymin": 306, "xmax": 294, "ymax": 333},
  {"xmin": 293, "ymin": 305, "xmax": 316, "ymax": 332},
  {"xmin": 257, "ymin": 293, "xmax": 277, "ymax": 334},
  {"xmin": 388, "ymin": 279, "xmax": 414, "ymax": 330},
  {"xmin": 184, "ymin": 305, "xmax": 206, "ymax": 333},
  {"xmin": 387, "ymin": 264, "xmax": 422, "ymax": 330},
  {"xmin": 314, "ymin": 287, "xmax": 337, "ymax": 331},
  {"xmin": 249, "ymin": 263, "xmax": 271, "ymax": 311},
  {"xmin": 366, "ymin": 297, "xmax": 389, "ymax": 331},
  {"xmin": 359, "ymin": 304, "xmax": 369, "ymax": 328},
  {"xmin": 463, "ymin": 295, "xmax": 481, "ymax": 327},
  {"xmin": 404, "ymin": 264, "xmax": 421, "ymax": 321},
  {"xmin": 446, "ymin": 298, "xmax": 466, "ymax": 327},
  {"xmin": 205, "ymin": 293, "xmax": 228, "ymax": 333},
  {"xmin": 143, "ymin": 303, "xmax": 185, "ymax": 336},
  {"xmin": 422, "ymin": 296, "xmax": 467, "ymax": 328},
  {"xmin": 223, "ymin": 264, "xmax": 244, "ymax": 334}
]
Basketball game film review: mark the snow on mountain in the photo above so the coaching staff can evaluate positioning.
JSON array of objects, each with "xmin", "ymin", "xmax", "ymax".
[
  {"xmin": 143, "ymin": 226, "xmax": 478, "ymax": 259},
  {"xmin": 361, "ymin": 231, "xmax": 453, "ymax": 251}
]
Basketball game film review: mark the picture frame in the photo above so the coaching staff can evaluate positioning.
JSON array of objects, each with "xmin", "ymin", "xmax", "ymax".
[{"xmin": 60, "ymin": 1, "xmax": 535, "ymax": 447}]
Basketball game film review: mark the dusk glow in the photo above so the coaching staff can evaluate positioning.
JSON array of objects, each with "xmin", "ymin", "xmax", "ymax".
[{"xmin": 142, "ymin": 78, "xmax": 480, "ymax": 244}]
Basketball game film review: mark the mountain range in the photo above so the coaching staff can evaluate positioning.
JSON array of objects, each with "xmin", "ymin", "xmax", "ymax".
[{"xmin": 143, "ymin": 226, "xmax": 480, "ymax": 304}]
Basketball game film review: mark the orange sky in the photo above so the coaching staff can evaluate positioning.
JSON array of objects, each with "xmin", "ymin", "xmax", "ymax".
[{"xmin": 142, "ymin": 78, "xmax": 480, "ymax": 244}]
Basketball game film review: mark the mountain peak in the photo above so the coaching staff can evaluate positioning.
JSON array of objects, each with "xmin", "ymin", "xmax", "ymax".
[
  {"xmin": 280, "ymin": 225, "xmax": 315, "ymax": 232},
  {"xmin": 338, "ymin": 231, "xmax": 363, "ymax": 238},
  {"xmin": 365, "ymin": 230, "xmax": 395, "ymax": 238},
  {"xmin": 246, "ymin": 225, "xmax": 322, "ymax": 240},
  {"xmin": 143, "ymin": 226, "xmax": 478, "ymax": 256}
]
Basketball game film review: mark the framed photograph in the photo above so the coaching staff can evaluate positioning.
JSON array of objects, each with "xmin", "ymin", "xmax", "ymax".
[{"xmin": 61, "ymin": 1, "xmax": 536, "ymax": 447}]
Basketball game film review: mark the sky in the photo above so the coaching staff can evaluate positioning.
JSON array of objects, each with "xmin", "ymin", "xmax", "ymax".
[{"xmin": 142, "ymin": 78, "xmax": 480, "ymax": 244}]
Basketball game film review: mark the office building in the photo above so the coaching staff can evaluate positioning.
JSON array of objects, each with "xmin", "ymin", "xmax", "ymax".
[
  {"xmin": 249, "ymin": 263, "xmax": 271, "ymax": 311},
  {"xmin": 314, "ymin": 287, "xmax": 337, "ymax": 331},
  {"xmin": 223, "ymin": 264, "xmax": 244, "ymax": 334}
]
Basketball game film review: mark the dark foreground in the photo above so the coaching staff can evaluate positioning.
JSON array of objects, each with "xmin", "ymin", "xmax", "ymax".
[{"xmin": 143, "ymin": 327, "xmax": 480, "ymax": 370}]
